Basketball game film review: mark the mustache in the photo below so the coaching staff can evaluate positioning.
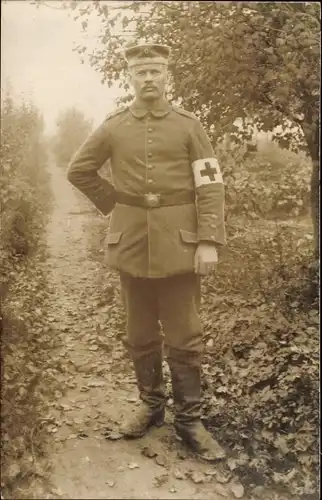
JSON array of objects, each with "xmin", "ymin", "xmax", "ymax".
[{"xmin": 143, "ymin": 86, "xmax": 157, "ymax": 90}]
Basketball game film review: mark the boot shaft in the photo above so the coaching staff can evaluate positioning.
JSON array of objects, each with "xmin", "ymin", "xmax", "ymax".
[
  {"xmin": 131, "ymin": 350, "xmax": 166, "ymax": 409},
  {"xmin": 167, "ymin": 353, "xmax": 202, "ymax": 423},
  {"xmin": 121, "ymin": 351, "xmax": 166, "ymax": 438},
  {"xmin": 167, "ymin": 351, "xmax": 227, "ymax": 461},
  {"xmin": 133, "ymin": 351, "xmax": 164, "ymax": 392}
]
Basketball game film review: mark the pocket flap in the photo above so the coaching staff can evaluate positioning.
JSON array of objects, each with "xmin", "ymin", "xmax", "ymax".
[
  {"xmin": 105, "ymin": 231, "xmax": 122, "ymax": 244},
  {"xmin": 180, "ymin": 229, "xmax": 197, "ymax": 244}
]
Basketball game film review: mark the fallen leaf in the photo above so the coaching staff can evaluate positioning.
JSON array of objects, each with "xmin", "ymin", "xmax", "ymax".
[
  {"xmin": 252, "ymin": 486, "xmax": 265, "ymax": 497},
  {"xmin": 7, "ymin": 463, "xmax": 21, "ymax": 481},
  {"xmin": 216, "ymin": 472, "xmax": 231, "ymax": 484},
  {"xmin": 169, "ymin": 486, "xmax": 177, "ymax": 493},
  {"xmin": 60, "ymin": 404, "xmax": 72, "ymax": 411},
  {"xmin": 274, "ymin": 435, "xmax": 289, "ymax": 454},
  {"xmin": 128, "ymin": 462, "xmax": 140, "ymax": 469},
  {"xmin": 35, "ymin": 463, "xmax": 47, "ymax": 477},
  {"xmin": 87, "ymin": 380, "xmax": 106, "ymax": 387},
  {"xmin": 154, "ymin": 473, "xmax": 169, "ymax": 487},
  {"xmin": 261, "ymin": 429, "xmax": 274, "ymax": 442},
  {"xmin": 191, "ymin": 471, "xmax": 205, "ymax": 484},
  {"xmin": 50, "ymin": 487, "xmax": 63, "ymax": 497},
  {"xmin": 214, "ymin": 483, "xmax": 229, "ymax": 497},
  {"xmin": 155, "ymin": 455, "xmax": 168, "ymax": 467},
  {"xmin": 227, "ymin": 458, "xmax": 237, "ymax": 471},
  {"xmin": 174, "ymin": 468, "xmax": 186, "ymax": 480},
  {"xmin": 106, "ymin": 480, "xmax": 115, "ymax": 487},
  {"xmin": 230, "ymin": 482, "xmax": 244, "ymax": 498},
  {"xmin": 141, "ymin": 446, "xmax": 157, "ymax": 458},
  {"xmin": 78, "ymin": 432, "xmax": 88, "ymax": 438},
  {"xmin": 273, "ymin": 468, "xmax": 297, "ymax": 484},
  {"xmin": 105, "ymin": 432, "xmax": 123, "ymax": 441},
  {"xmin": 216, "ymin": 386, "xmax": 228, "ymax": 394},
  {"xmin": 205, "ymin": 469, "xmax": 217, "ymax": 476},
  {"xmin": 177, "ymin": 449, "xmax": 187, "ymax": 460}
]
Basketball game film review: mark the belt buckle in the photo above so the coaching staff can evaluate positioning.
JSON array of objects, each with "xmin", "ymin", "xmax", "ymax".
[{"xmin": 144, "ymin": 193, "xmax": 161, "ymax": 208}]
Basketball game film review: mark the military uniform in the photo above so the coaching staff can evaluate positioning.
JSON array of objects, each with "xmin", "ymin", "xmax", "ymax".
[{"xmin": 67, "ymin": 43, "xmax": 226, "ymax": 461}]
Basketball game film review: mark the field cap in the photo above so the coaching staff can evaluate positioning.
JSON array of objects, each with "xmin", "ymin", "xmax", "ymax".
[{"xmin": 124, "ymin": 43, "xmax": 170, "ymax": 67}]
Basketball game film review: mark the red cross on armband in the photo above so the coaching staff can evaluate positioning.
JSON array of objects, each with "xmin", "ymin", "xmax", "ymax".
[{"xmin": 192, "ymin": 157, "xmax": 223, "ymax": 187}]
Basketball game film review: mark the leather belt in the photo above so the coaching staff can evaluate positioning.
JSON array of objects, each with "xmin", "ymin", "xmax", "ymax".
[{"xmin": 115, "ymin": 191, "xmax": 195, "ymax": 208}]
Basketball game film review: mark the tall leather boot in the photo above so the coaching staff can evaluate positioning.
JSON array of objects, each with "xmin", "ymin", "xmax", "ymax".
[
  {"xmin": 168, "ymin": 354, "xmax": 226, "ymax": 461},
  {"xmin": 121, "ymin": 350, "xmax": 165, "ymax": 438}
]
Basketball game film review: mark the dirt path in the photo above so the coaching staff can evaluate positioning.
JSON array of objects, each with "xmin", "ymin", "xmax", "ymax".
[{"xmin": 43, "ymin": 162, "xmax": 240, "ymax": 500}]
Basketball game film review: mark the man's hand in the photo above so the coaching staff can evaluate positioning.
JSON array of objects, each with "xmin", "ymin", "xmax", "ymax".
[{"xmin": 194, "ymin": 243, "xmax": 218, "ymax": 275}]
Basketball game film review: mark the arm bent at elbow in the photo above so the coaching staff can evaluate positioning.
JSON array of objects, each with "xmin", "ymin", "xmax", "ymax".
[{"xmin": 66, "ymin": 122, "xmax": 115, "ymax": 215}]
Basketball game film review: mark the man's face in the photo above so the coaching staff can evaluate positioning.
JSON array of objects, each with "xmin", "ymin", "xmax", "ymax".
[{"xmin": 129, "ymin": 63, "xmax": 168, "ymax": 101}]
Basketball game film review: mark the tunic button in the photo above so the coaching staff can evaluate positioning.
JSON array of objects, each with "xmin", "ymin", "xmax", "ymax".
[
  {"xmin": 147, "ymin": 179, "xmax": 153, "ymax": 184},
  {"xmin": 210, "ymin": 224, "xmax": 216, "ymax": 229},
  {"xmin": 147, "ymin": 128, "xmax": 153, "ymax": 132},
  {"xmin": 148, "ymin": 152, "xmax": 152, "ymax": 157},
  {"xmin": 147, "ymin": 165, "xmax": 154, "ymax": 170},
  {"xmin": 147, "ymin": 139, "xmax": 152, "ymax": 144}
]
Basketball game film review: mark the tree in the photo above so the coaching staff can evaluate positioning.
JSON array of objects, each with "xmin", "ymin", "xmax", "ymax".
[
  {"xmin": 62, "ymin": 1, "xmax": 319, "ymax": 255},
  {"xmin": 51, "ymin": 107, "xmax": 93, "ymax": 169}
]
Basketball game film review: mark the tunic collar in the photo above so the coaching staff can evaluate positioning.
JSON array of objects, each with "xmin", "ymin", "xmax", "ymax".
[{"xmin": 130, "ymin": 99, "xmax": 171, "ymax": 118}]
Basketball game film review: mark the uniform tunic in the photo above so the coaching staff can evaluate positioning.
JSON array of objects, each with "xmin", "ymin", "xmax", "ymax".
[{"xmin": 67, "ymin": 100, "xmax": 226, "ymax": 278}]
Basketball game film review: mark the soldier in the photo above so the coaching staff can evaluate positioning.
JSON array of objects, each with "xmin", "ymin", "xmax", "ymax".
[{"xmin": 67, "ymin": 43, "xmax": 227, "ymax": 461}]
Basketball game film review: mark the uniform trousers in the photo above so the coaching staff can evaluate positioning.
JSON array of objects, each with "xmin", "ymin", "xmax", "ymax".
[{"xmin": 119, "ymin": 272, "xmax": 202, "ymax": 362}]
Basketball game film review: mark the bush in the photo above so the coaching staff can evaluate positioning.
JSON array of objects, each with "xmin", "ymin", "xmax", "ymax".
[
  {"xmin": 200, "ymin": 219, "xmax": 318, "ymax": 498},
  {"xmin": 1, "ymin": 89, "xmax": 53, "ymax": 498},
  {"xmin": 218, "ymin": 139, "xmax": 312, "ymax": 220},
  {"xmin": 202, "ymin": 216, "xmax": 317, "ymax": 330},
  {"xmin": 0, "ymin": 92, "xmax": 50, "ymax": 266}
]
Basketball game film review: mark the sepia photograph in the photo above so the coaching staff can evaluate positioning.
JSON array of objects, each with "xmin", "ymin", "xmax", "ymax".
[{"xmin": 1, "ymin": 1, "xmax": 320, "ymax": 499}]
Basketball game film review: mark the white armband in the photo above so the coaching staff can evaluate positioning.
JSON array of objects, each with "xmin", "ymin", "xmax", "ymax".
[{"xmin": 192, "ymin": 157, "xmax": 223, "ymax": 187}]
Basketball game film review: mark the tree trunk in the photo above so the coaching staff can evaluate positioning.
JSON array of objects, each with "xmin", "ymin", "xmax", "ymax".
[
  {"xmin": 310, "ymin": 162, "xmax": 319, "ymax": 259},
  {"xmin": 304, "ymin": 117, "xmax": 320, "ymax": 259}
]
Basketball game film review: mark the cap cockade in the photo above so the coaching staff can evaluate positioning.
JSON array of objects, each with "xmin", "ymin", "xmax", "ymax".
[{"xmin": 124, "ymin": 43, "xmax": 171, "ymax": 67}]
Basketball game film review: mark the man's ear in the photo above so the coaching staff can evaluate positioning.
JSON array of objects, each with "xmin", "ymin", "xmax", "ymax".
[
  {"xmin": 127, "ymin": 69, "xmax": 133, "ymax": 86},
  {"xmin": 165, "ymin": 70, "xmax": 173, "ymax": 92}
]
